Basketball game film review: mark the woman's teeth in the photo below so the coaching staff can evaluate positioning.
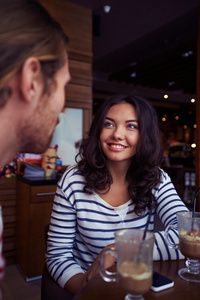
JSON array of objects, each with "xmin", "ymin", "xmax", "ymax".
[{"xmin": 110, "ymin": 144, "xmax": 125, "ymax": 149}]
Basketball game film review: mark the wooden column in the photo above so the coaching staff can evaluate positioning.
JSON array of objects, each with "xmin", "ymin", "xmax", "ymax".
[
  {"xmin": 39, "ymin": 0, "xmax": 93, "ymax": 137},
  {"xmin": 195, "ymin": 0, "xmax": 200, "ymax": 211}
]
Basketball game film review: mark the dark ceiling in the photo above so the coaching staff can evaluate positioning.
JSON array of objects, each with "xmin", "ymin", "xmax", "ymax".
[{"xmin": 67, "ymin": 0, "xmax": 199, "ymax": 105}]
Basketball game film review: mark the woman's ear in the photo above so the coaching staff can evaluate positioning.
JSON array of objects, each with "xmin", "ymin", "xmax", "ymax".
[{"xmin": 20, "ymin": 57, "xmax": 42, "ymax": 103}]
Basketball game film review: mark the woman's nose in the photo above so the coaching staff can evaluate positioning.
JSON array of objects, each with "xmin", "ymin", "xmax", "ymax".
[{"xmin": 113, "ymin": 126, "xmax": 125, "ymax": 140}]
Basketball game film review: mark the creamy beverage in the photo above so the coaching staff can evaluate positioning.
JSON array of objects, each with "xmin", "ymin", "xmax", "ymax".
[
  {"xmin": 165, "ymin": 212, "xmax": 200, "ymax": 283},
  {"xmin": 179, "ymin": 230, "xmax": 200, "ymax": 259},
  {"xmin": 118, "ymin": 261, "xmax": 152, "ymax": 295},
  {"xmin": 99, "ymin": 229, "xmax": 155, "ymax": 298}
]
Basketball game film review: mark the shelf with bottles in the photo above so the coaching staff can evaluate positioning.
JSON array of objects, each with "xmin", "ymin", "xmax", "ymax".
[{"xmin": 183, "ymin": 170, "xmax": 196, "ymax": 206}]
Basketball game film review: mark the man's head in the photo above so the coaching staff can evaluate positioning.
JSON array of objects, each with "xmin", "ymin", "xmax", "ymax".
[
  {"xmin": 0, "ymin": 0, "xmax": 71, "ymax": 163},
  {"xmin": 0, "ymin": 0, "xmax": 69, "ymax": 105}
]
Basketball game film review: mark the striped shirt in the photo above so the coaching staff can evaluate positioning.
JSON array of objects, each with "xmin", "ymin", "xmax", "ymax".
[{"xmin": 46, "ymin": 165, "xmax": 188, "ymax": 288}]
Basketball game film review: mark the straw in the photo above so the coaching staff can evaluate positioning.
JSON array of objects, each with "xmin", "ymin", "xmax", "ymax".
[
  {"xmin": 192, "ymin": 187, "xmax": 200, "ymax": 218},
  {"xmin": 142, "ymin": 192, "xmax": 153, "ymax": 240},
  {"xmin": 191, "ymin": 187, "xmax": 200, "ymax": 231},
  {"xmin": 136, "ymin": 193, "xmax": 153, "ymax": 264}
]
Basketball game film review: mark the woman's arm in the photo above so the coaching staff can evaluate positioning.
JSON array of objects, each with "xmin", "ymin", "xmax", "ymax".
[
  {"xmin": 64, "ymin": 243, "xmax": 116, "ymax": 294},
  {"xmin": 153, "ymin": 169, "xmax": 188, "ymax": 260},
  {"xmin": 46, "ymin": 183, "xmax": 85, "ymax": 289},
  {"xmin": 46, "ymin": 166, "xmax": 116, "ymax": 294},
  {"xmin": 64, "ymin": 273, "xmax": 85, "ymax": 294}
]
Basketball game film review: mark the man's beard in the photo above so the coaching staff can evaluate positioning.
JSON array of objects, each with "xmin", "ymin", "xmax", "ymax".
[{"xmin": 16, "ymin": 124, "xmax": 53, "ymax": 155}]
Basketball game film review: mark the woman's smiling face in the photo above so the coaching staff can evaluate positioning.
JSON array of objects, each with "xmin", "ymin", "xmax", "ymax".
[{"xmin": 100, "ymin": 103, "xmax": 140, "ymax": 165}]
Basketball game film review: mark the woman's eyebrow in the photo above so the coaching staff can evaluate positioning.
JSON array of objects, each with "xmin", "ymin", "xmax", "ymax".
[
  {"xmin": 125, "ymin": 119, "xmax": 138, "ymax": 123},
  {"xmin": 105, "ymin": 117, "xmax": 114, "ymax": 121},
  {"xmin": 105, "ymin": 116, "xmax": 138, "ymax": 123}
]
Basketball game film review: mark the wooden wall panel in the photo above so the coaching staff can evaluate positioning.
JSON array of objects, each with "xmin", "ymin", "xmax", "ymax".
[
  {"xmin": 65, "ymin": 83, "xmax": 92, "ymax": 106},
  {"xmin": 39, "ymin": 0, "xmax": 93, "ymax": 137},
  {"xmin": 69, "ymin": 59, "xmax": 92, "ymax": 86},
  {"xmin": 83, "ymin": 109, "xmax": 92, "ymax": 138},
  {"xmin": 39, "ymin": 0, "xmax": 92, "ymax": 57},
  {"xmin": 0, "ymin": 178, "xmax": 16, "ymax": 264}
]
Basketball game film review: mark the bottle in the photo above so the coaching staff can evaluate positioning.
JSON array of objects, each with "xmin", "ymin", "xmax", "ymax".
[
  {"xmin": 183, "ymin": 172, "xmax": 191, "ymax": 204},
  {"xmin": 56, "ymin": 160, "xmax": 62, "ymax": 171}
]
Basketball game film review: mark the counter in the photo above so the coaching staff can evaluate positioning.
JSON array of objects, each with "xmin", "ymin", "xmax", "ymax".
[
  {"xmin": 17, "ymin": 174, "xmax": 61, "ymax": 186},
  {"xmin": 16, "ymin": 175, "xmax": 59, "ymax": 279}
]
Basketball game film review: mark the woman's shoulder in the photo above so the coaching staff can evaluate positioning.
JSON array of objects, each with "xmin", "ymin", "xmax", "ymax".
[
  {"xmin": 159, "ymin": 168, "xmax": 171, "ymax": 182},
  {"xmin": 151, "ymin": 168, "xmax": 172, "ymax": 197},
  {"xmin": 153, "ymin": 168, "xmax": 173, "ymax": 192},
  {"xmin": 57, "ymin": 165, "xmax": 85, "ymax": 188}
]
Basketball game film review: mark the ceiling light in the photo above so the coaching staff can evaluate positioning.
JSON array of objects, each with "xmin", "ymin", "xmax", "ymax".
[
  {"xmin": 168, "ymin": 81, "xmax": 175, "ymax": 86},
  {"xmin": 191, "ymin": 98, "xmax": 195, "ymax": 103},
  {"xmin": 130, "ymin": 72, "xmax": 137, "ymax": 78},
  {"xmin": 164, "ymin": 94, "xmax": 168, "ymax": 99},
  {"xmin": 175, "ymin": 116, "xmax": 179, "ymax": 120},
  {"xmin": 191, "ymin": 143, "xmax": 196, "ymax": 149},
  {"xmin": 130, "ymin": 62, "xmax": 138, "ymax": 66},
  {"xmin": 182, "ymin": 50, "xmax": 193, "ymax": 58},
  {"xmin": 193, "ymin": 124, "xmax": 197, "ymax": 128},
  {"xmin": 103, "ymin": 5, "xmax": 111, "ymax": 13}
]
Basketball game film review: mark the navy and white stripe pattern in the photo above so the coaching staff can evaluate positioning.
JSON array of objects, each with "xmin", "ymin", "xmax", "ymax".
[{"xmin": 46, "ymin": 166, "xmax": 188, "ymax": 288}]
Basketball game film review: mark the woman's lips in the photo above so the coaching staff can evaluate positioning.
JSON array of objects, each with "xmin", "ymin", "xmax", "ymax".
[{"xmin": 108, "ymin": 143, "xmax": 127, "ymax": 150}]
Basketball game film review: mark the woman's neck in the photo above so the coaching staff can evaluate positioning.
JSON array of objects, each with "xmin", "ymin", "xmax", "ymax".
[{"xmin": 107, "ymin": 160, "xmax": 130, "ymax": 182}]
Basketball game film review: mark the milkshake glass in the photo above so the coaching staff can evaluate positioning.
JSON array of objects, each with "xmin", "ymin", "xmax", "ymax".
[
  {"xmin": 165, "ymin": 211, "xmax": 200, "ymax": 282},
  {"xmin": 99, "ymin": 229, "xmax": 155, "ymax": 300}
]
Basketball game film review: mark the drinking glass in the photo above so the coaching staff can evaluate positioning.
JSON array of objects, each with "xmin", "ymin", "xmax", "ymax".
[
  {"xmin": 99, "ymin": 229, "xmax": 155, "ymax": 300},
  {"xmin": 165, "ymin": 211, "xmax": 200, "ymax": 283}
]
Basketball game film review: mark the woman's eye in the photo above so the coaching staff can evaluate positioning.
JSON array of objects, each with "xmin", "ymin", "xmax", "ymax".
[
  {"xmin": 127, "ymin": 124, "xmax": 137, "ymax": 129},
  {"xmin": 104, "ymin": 121, "xmax": 113, "ymax": 127}
]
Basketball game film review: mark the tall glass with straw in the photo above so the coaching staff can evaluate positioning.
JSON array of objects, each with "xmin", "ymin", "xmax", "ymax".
[
  {"xmin": 165, "ymin": 188, "xmax": 200, "ymax": 282},
  {"xmin": 99, "ymin": 197, "xmax": 154, "ymax": 300}
]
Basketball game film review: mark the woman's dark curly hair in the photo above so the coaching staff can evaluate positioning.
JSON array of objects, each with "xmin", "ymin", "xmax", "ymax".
[{"xmin": 76, "ymin": 94, "xmax": 163, "ymax": 215}]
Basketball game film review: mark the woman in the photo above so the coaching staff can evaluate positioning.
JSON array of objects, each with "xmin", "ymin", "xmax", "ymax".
[{"xmin": 46, "ymin": 94, "xmax": 188, "ymax": 294}]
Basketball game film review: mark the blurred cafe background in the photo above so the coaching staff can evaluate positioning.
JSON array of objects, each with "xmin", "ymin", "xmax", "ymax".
[{"xmin": 1, "ymin": 0, "xmax": 200, "ymax": 294}]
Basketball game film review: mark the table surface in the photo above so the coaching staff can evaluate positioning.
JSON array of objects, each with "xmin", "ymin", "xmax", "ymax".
[{"xmin": 73, "ymin": 260, "xmax": 200, "ymax": 300}]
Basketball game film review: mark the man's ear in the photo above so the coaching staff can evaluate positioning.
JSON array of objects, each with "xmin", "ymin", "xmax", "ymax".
[{"xmin": 20, "ymin": 57, "xmax": 42, "ymax": 103}]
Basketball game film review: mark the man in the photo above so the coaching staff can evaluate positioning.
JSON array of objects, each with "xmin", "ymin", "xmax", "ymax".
[{"xmin": 0, "ymin": 0, "xmax": 70, "ymax": 287}]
